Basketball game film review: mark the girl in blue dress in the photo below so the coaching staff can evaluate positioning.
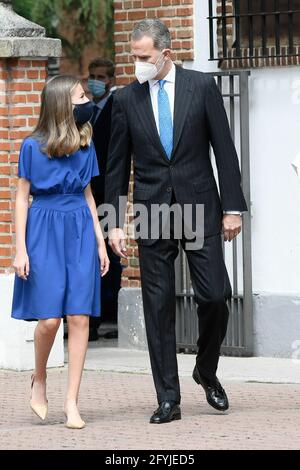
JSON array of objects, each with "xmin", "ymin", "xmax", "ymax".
[{"xmin": 11, "ymin": 75, "xmax": 110, "ymax": 429}]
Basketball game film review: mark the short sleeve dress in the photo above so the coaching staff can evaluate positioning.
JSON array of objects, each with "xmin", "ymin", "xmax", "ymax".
[{"xmin": 11, "ymin": 136, "xmax": 101, "ymax": 321}]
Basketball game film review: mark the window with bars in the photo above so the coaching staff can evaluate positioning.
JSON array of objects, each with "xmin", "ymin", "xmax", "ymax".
[{"xmin": 209, "ymin": 0, "xmax": 300, "ymax": 61}]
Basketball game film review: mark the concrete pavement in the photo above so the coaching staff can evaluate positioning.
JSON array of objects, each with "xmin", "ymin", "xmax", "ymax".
[
  {"xmin": 1, "ymin": 342, "xmax": 300, "ymax": 450},
  {"xmin": 85, "ymin": 341, "xmax": 300, "ymax": 383}
]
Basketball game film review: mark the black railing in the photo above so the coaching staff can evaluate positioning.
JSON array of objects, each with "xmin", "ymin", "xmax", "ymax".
[
  {"xmin": 176, "ymin": 71, "xmax": 253, "ymax": 356},
  {"xmin": 208, "ymin": 0, "xmax": 300, "ymax": 60}
]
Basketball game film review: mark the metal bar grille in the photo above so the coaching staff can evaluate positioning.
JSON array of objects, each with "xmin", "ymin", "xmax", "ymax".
[
  {"xmin": 248, "ymin": 0, "xmax": 254, "ymax": 56},
  {"xmin": 208, "ymin": 0, "xmax": 300, "ymax": 60},
  {"xmin": 274, "ymin": 0, "xmax": 281, "ymax": 55},
  {"xmin": 221, "ymin": 0, "xmax": 228, "ymax": 58},
  {"xmin": 175, "ymin": 71, "xmax": 253, "ymax": 357},
  {"xmin": 234, "ymin": 0, "xmax": 242, "ymax": 56},
  {"xmin": 288, "ymin": 0, "xmax": 294, "ymax": 53}
]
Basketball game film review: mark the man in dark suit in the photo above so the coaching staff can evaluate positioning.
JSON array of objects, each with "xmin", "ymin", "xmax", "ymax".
[
  {"xmin": 88, "ymin": 58, "xmax": 122, "ymax": 341},
  {"xmin": 105, "ymin": 19, "xmax": 248, "ymax": 424}
]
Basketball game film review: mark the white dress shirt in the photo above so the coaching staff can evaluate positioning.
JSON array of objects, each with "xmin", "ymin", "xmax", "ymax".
[
  {"xmin": 147, "ymin": 62, "xmax": 241, "ymax": 216},
  {"xmin": 148, "ymin": 61, "xmax": 176, "ymax": 134}
]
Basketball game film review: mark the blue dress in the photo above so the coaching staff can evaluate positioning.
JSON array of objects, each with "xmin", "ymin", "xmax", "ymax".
[{"xmin": 11, "ymin": 136, "xmax": 101, "ymax": 321}]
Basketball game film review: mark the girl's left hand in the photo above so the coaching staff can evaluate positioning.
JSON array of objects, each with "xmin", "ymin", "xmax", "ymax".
[{"xmin": 98, "ymin": 242, "xmax": 110, "ymax": 276}]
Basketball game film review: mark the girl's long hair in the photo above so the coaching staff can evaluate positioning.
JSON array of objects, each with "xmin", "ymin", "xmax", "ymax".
[{"xmin": 31, "ymin": 75, "xmax": 93, "ymax": 158}]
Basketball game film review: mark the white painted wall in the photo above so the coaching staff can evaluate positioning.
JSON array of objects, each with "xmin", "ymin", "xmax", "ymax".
[
  {"xmin": 185, "ymin": 0, "xmax": 219, "ymax": 74},
  {"xmin": 248, "ymin": 68, "xmax": 300, "ymax": 294},
  {"xmin": 184, "ymin": 0, "xmax": 300, "ymax": 296},
  {"xmin": 0, "ymin": 274, "xmax": 64, "ymax": 370}
]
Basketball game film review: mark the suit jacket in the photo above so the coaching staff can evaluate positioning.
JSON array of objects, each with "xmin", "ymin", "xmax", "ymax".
[
  {"xmin": 104, "ymin": 65, "xmax": 248, "ymax": 246},
  {"xmin": 90, "ymin": 94, "xmax": 114, "ymax": 208}
]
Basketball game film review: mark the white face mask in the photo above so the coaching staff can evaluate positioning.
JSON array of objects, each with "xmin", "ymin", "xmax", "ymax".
[{"xmin": 135, "ymin": 52, "xmax": 165, "ymax": 84}]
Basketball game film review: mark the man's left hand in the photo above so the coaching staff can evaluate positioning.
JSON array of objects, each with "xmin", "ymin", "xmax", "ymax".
[{"xmin": 222, "ymin": 214, "xmax": 242, "ymax": 242}]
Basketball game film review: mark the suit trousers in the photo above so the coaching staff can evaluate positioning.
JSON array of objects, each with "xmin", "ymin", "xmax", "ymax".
[{"xmin": 138, "ymin": 191, "xmax": 232, "ymax": 404}]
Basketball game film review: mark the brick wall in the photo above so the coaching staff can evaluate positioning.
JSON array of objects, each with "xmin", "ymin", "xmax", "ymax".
[
  {"xmin": 0, "ymin": 2, "xmax": 194, "ymax": 283},
  {"xmin": 113, "ymin": 0, "xmax": 194, "ymax": 288},
  {"xmin": 114, "ymin": 0, "xmax": 194, "ymax": 86},
  {"xmin": 0, "ymin": 58, "xmax": 46, "ymax": 273}
]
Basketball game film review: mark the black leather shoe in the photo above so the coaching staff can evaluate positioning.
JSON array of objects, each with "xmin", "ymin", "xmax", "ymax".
[
  {"xmin": 193, "ymin": 365, "xmax": 229, "ymax": 411},
  {"xmin": 150, "ymin": 401, "xmax": 181, "ymax": 424}
]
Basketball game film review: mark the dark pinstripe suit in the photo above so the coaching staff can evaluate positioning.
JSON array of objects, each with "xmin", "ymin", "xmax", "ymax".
[{"xmin": 105, "ymin": 65, "xmax": 247, "ymax": 404}]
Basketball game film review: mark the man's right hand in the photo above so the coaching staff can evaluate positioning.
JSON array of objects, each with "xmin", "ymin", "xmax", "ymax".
[{"xmin": 108, "ymin": 228, "xmax": 127, "ymax": 258}]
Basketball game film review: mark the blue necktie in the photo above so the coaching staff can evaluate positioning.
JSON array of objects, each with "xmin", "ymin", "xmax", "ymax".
[{"xmin": 157, "ymin": 80, "xmax": 173, "ymax": 159}]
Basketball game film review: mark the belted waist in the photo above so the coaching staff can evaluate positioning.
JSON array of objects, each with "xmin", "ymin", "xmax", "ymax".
[{"xmin": 30, "ymin": 193, "xmax": 88, "ymax": 212}]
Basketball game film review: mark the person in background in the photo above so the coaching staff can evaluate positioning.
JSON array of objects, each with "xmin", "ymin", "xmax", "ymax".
[{"xmin": 88, "ymin": 58, "xmax": 122, "ymax": 341}]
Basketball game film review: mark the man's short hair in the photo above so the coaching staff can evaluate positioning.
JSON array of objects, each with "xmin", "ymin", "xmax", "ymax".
[
  {"xmin": 88, "ymin": 58, "xmax": 115, "ymax": 78},
  {"xmin": 132, "ymin": 19, "xmax": 171, "ymax": 50}
]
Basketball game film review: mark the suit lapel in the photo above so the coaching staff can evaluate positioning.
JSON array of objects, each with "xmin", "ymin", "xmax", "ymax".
[
  {"xmin": 133, "ymin": 81, "xmax": 171, "ymax": 163},
  {"xmin": 132, "ymin": 65, "xmax": 194, "ymax": 162},
  {"xmin": 171, "ymin": 65, "xmax": 194, "ymax": 159}
]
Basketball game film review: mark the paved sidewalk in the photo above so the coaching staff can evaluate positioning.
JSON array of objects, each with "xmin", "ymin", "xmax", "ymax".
[
  {"xmin": 1, "ymin": 345, "xmax": 300, "ymax": 450},
  {"xmin": 1, "ymin": 368, "xmax": 300, "ymax": 450},
  {"xmin": 85, "ymin": 343, "xmax": 300, "ymax": 383}
]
